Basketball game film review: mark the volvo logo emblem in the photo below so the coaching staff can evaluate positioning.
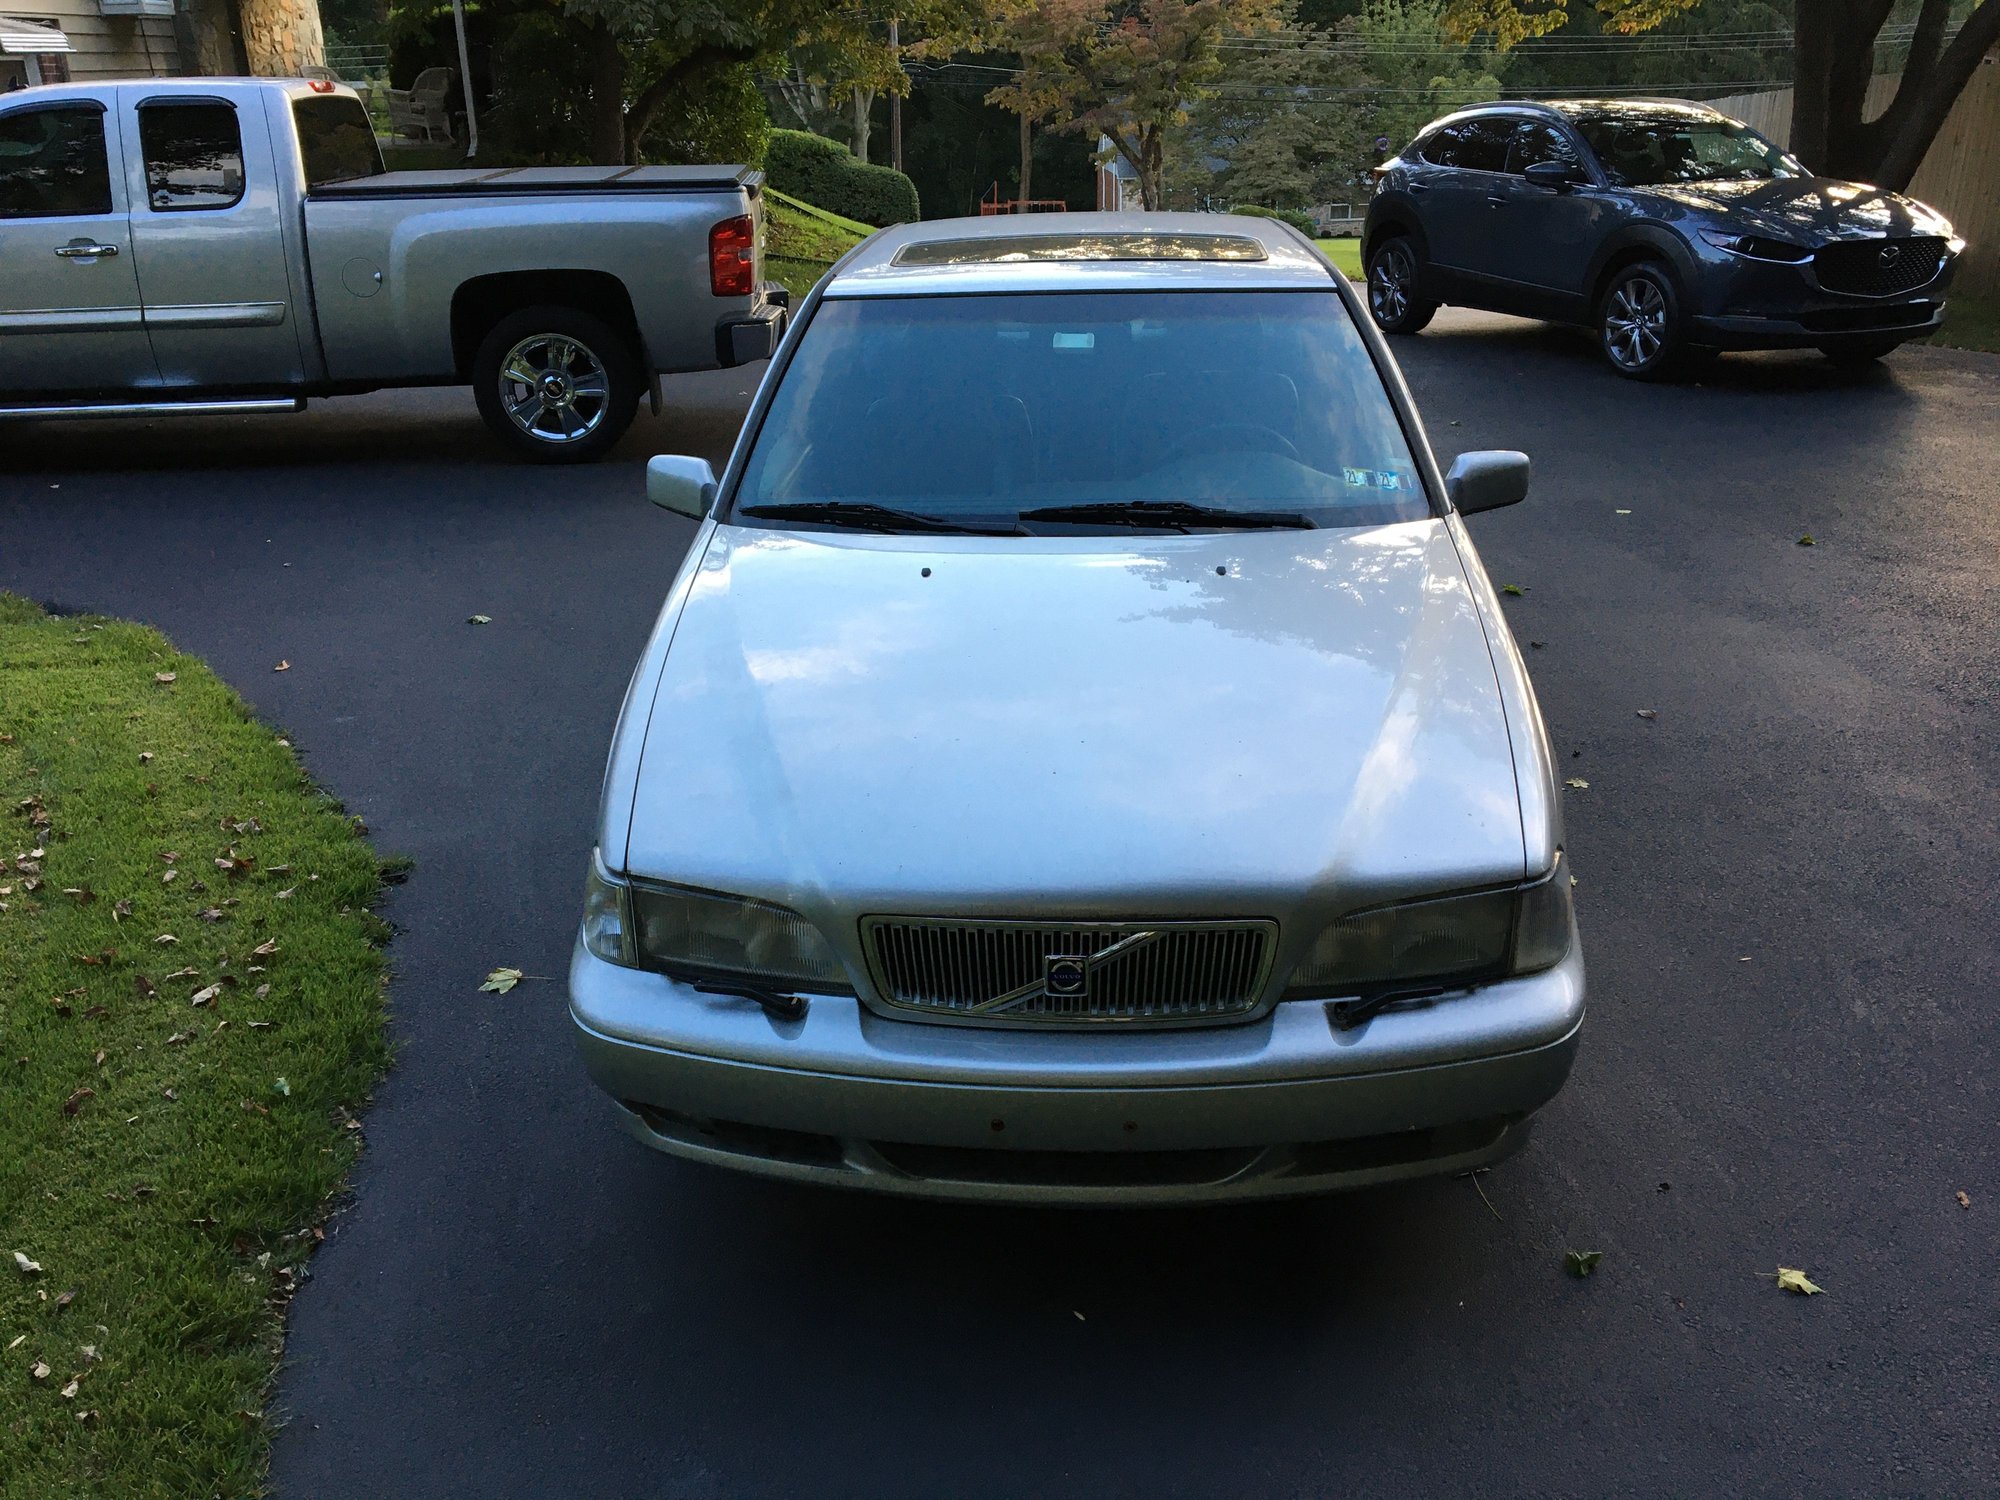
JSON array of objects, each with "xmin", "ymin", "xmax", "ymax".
[
  {"xmin": 1878, "ymin": 243, "xmax": 1902, "ymax": 266},
  {"xmin": 1045, "ymin": 956, "xmax": 1089, "ymax": 997}
]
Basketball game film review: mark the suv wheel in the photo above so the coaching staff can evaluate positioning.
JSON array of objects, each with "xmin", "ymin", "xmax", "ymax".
[
  {"xmin": 1597, "ymin": 264, "xmax": 1684, "ymax": 380},
  {"xmin": 472, "ymin": 305, "xmax": 642, "ymax": 463},
  {"xmin": 1366, "ymin": 237, "xmax": 1437, "ymax": 335}
]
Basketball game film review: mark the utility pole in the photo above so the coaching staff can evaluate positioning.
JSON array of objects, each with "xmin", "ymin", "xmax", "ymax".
[{"xmin": 889, "ymin": 16, "xmax": 903, "ymax": 174}]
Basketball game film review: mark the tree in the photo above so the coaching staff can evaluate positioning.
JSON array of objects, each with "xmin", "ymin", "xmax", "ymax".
[
  {"xmin": 1442, "ymin": 0, "xmax": 2000, "ymax": 191},
  {"xmin": 237, "ymin": 0, "xmax": 328, "ymax": 73},
  {"xmin": 1787, "ymin": 0, "xmax": 2000, "ymax": 189},
  {"xmin": 988, "ymin": 0, "xmax": 1289, "ymax": 210},
  {"xmin": 771, "ymin": 2, "xmax": 988, "ymax": 163}
]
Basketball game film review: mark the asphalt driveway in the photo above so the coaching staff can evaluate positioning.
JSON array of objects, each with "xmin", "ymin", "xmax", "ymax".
[{"xmin": 2, "ymin": 313, "xmax": 1995, "ymax": 1497}]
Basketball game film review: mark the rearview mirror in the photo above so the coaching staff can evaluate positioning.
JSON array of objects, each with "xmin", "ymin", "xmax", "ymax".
[
  {"xmin": 646, "ymin": 455, "xmax": 718, "ymax": 518},
  {"xmin": 1445, "ymin": 451, "xmax": 1530, "ymax": 514},
  {"xmin": 1523, "ymin": 160, "xmax": 1581, "ymax": 191}
]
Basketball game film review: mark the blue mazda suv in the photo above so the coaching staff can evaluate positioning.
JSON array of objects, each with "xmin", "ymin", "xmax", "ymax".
[{"xmin": 1363, "ymin": 98, "xmax": 1964, "ymax": 378}]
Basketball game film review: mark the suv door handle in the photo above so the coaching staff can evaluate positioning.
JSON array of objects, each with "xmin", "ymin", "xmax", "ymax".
[
  {"xmin": 55, "ymin": 242, "xmax": 120, "ymax": 258},
  {"xmin": 1485, "ymin": 194, "xmax": 1509, "ymax": 206},
  {"xmin": 1408, "ymin": 181, "xmax": 1430, "ymax": 193}
]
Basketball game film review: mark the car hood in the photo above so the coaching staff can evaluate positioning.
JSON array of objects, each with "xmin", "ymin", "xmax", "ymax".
[
  {"xmin": 622, "ymin": 520, "xmax": 1528, "ymax": 925},
  {"xmin": 1639, "ymin": 176, "xmax": 1956, "ymax": 243}
]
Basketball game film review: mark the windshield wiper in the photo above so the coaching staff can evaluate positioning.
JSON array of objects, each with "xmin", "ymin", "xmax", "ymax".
[
  {"xmin": 737, "ymin": 501, "xmax": 1027, "ymax": 536},
  {"xmin": 1021, "ymin": 500, "xmax": 1317, "ymax": 531}
]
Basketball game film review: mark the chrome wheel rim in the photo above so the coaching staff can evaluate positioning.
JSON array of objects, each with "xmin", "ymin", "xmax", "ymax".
[
  {"xmin": 498, "ymin": 334, "xmax": 610, "ymax": 444},
  {"xmin": 1604, "ymin": 277, "xmax": 1667, "ymax": 369},
  {"xmin": 1369, "ymin": 245, "xmax": 1413, "ymax": 324}
]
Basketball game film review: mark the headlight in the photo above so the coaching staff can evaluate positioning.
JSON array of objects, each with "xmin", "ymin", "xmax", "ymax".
[
  {"xmin": 583, "ymin": 858, "xmax": 851, "ymax": 992},
  {"xmin": 1698, "ymin": 228, "xmax": 1811, "ymax": 263},
  {"xmin": 1283, "ymin": 854, "xmax": 1573, "ymax": 999}
]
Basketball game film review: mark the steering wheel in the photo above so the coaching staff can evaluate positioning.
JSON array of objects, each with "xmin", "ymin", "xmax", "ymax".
[{"xmin": 1164, "ymin": 422, "xmax": 1301, "ymax": 466}]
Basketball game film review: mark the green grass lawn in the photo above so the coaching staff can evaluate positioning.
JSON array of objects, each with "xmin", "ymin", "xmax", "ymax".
[
  {"xmin": 1933, "ymin": 291, "xmax": 1998, "ymax": 354},
  {"xmin": 766, "ymin": 188, "xmax": 874, "ymax": 301},
  {"xmin": 1315, "ymin": 237, "xmax": 1364, "ymax": 280},
  {"xmin": 0, "ymin": 596, "xmax": 393, "ymax": 1497}
]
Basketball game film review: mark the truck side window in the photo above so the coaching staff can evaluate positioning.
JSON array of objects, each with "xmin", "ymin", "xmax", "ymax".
[
  {"xmin": 138, "ymin": 101, "xmax": 245, "ymax": 211},
  {"xmin": 0, "ymin": 105, "xmax": 112, "ymax": 218}
]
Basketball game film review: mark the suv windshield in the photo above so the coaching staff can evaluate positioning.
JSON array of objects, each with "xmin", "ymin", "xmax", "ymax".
[
  {"xmin": 730, "ymin": 290, "xmax": 1430, "ymax": 532},
  {"xmin": 1573, "ymin": 113, "xmax": 1800, "ymax": 187}
]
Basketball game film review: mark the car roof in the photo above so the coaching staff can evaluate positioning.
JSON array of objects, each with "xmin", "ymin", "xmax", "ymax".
[
  {"xmin": 826, "ymin": 212, "xmax": 1338, "ymax": 297},
  {"xmin": 1428, "ymin": 97, "xmax": 1730, "ymax": 131}
]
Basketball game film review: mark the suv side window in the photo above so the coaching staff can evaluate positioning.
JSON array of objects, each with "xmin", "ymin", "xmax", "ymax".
[
  {"xmin": 138, "ymin": 101, "xmax": 245, "ymax": 211},
  {"xmin": 1414, "ymin": 123, "xmax": 1466, "ymax": 166},
  {"xmin": 0, "ymin": 105, "xmax": 113, "ymax": 218},
  {"xmin": 1452, "ymin": 117, "xmax": 1516, "ymax": 174},
  {"xmin": 1506, "ymin": 121, "xmax": 1582, "ymax": 175}
]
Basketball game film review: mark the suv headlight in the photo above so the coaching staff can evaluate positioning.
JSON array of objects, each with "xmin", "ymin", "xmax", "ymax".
[
  {"xmin": 1283, "ymin": 854, "xmax": 1573, "ymax": 999},
  {"xmin": 1698, "ymin": 228, "xmax": 1811, "ymax": 263},
  {"xmin": 582, "ymin": 857, "xmax": 851, "ymax": 993}
]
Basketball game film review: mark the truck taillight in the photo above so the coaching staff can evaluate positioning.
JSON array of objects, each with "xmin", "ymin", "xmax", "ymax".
[{"xmin": 709, "ymin": 216, "xmax": 755, "ymax": 297}]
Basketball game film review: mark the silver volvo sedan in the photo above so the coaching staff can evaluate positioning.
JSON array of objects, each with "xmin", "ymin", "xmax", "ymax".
[{"xmin": 569, "ymin": 213, "xmax": 1583, "ymax": 1204}]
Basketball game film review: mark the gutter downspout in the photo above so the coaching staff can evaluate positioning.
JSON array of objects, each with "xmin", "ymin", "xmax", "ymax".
[{"xmin": 451, "ymin": 0, "xmax": 478, "ymax": 159}]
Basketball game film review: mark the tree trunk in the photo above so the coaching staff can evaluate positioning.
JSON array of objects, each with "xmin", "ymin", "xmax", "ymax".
[
  {"xmin": 180, "ymin": 0, "xmax": 242, "ymax": 75},
  {"xmin": 1019, "ymin": 112, "xmax": 1032, "ymax": 203},
  {"xmin": 888, "ymin": 18, "xmax": 902, "ymax": 174},
  {"xmin": 1138, "ymin": 126, "xmax": 1163, "ymax": 212},
  {"xmin": 851, "ymin": 86, "xmax": 873, "ymax": 163},
  {"xmin": 1790, "ymin": 0, "xmax": 2000, "ymax": 189},
  {"xmin": 586, "ymin": 19, "xmax": 626, "ymax": 166},
  {"xmin": 233, "ymin": 0, "xmax": 323, "ymax": 75}
]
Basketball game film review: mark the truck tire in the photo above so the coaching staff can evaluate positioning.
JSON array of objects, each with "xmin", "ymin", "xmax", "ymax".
[{"xmin": 472, "ymin": 305, "xmax": 642, "ymax": 463}]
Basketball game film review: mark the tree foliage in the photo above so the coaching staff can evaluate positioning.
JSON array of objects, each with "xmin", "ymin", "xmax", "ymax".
[{"xmin": 986, "ymin": 0, "xmax": 1289, "ymax": 209}]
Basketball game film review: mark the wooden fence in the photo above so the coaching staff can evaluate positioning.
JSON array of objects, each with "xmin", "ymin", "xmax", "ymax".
[{"xmin": 1708, "ymin": 59, "xmax": 2000, "ymax": 296}]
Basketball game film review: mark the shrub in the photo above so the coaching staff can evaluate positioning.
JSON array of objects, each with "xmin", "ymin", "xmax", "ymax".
[
  {"xmin": 766, "ymin": 129, "xmax": 920, "ymax": 226},
  {"xmin": 1229, "ymin": 204, "xmax": 1319, "ymax": 238}
]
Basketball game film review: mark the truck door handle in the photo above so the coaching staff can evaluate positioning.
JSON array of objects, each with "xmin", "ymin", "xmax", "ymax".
[{"xmin": 55, "ymin": 242, "xmax": 120, "ymax": 258}]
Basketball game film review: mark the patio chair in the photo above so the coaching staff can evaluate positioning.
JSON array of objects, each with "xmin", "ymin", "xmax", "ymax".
[{"xmin": 386, "ymin": 66, "xmax": 454, "ymax": 145}]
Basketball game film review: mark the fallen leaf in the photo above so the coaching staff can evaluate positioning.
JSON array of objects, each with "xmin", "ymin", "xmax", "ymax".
[
  {"xmin": 196, "ymin": 907, "xmax": 225, "ymax": 922},
  {"xmin": 5, "ymin": 1334, "xmax": 22, "ymax": 1350},
  {"xmin": 138, "ymin": 751, "xmax": 154, "ymax": 764},
  {"xmin": 153, "ymin": 933, "xmax": 177, "ymax": 946},
  {"xmin": 253, "ymin": 983, "xmax": 271, "ymax": 999},
  {"xmin": 61, "ymin": 1088, "xmax": 94, "ymax": 1116},
  {"xmin": 1776, "ymin": 1267, "xmax": 1822, "ymax": 1295},
  {"xmin": 1797, "ymin": 534, "xmax": 1815, "ymax": 547},
  {"xmin": 161, "ymin": 870, "xmax": 178, "ymax": 885},
  {"xmin": 248, "ymin": 1019, "xmax": 277, "ymax": 1030},
  {"xmin": 1565, "ymin": 1249, "xmax": 1604, "ymax": 1278},
  {"xmin": 52, "ymin": 1288, "xmax": 74, "ymax": 1312},
  {"xmin": 93, "ymin": 1050, "xmax": 105, "ymax": 1068},
  {"xmin": 134, "ymin": 975, "xmax": 157, "ymax": 999},
  {"xmin": 1956, "ymin": 1191, "xmax": 1971, "ymax": 1209},
  {"xmin": 275, "ymin": 887, "xmax": 295, "ymax": 899},
  {"xmin": 153, "ymin": 672, "xmax": 176, "ymax": 685},
  {"xmin": 190, "ymin": 985, "xmax": 221, "ymax": 1008},
  {"xmin": 467, "ymin": 614, "xmax": 492, "ymax": 625},
  {"xmin": 1564, "ymin": 777, "xmax": 1590, "ymax": 790},
  {"xmin": 165, "ymin": 1031, "xmax": 192, "ymax": 1046},
  {"xmin": 162, "ymin": 1088, "xmax": 177, "ymax": 1101},
  {"xmin": 112, "ymin": 898, "xmax": 133, "ymax": 921},
  {"xmin": 62, "ymin": 887, "xmax": 94, "ymax": 904},
  {"xmin": 1501, "ymin": 584, "xmax": 1525, "ymax": 596},
  {"xmin": 59, "ymin": 1377, "xmax": 79, "ymax": 1399},
  {"xmin": 158, "ymin": 851, "xmax": 178, "ymax": 864},
  {"xmin": 251, "ymin": 940, "xmax": 279, "ymax": 958},
  {"xmin": 30, "ymin": 1359, "xmax": 50, "ymax": 1382},
  {"xmin": 14, "ymin": 1251, "xmax": 42, "ymax": 1277},
  {"xmin": 273, "ymin": 660, "xmax": 290, "ymax": 672},
  {"xmin": 1635, "ymin": 709, "xmax": 1657, "ymax": 720},
  {"xmin": 272, "ymin": 1077, "xmax": 290, "ymax": 1097},
  {"xmin": 162, "ymin": 966, "xmax": 199, "ymax": 981},
  {"xmin": 241, "ymin": 1099, "xmax": 270, "ymax": 1117},
  {"xmin": 76, "ymin": 1409, "xmax": 98, "ymax": 1424},
  {"xmin": 480, "ymin": 966, "xmax": 524, "ymax": 994}
]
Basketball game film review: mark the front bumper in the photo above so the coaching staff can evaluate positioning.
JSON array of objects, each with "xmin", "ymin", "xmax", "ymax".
[
  {"xmin": 568, "ymin": 937, "xmax": 1586, "ymax": 1205},
  {"xmin": 1685, "ymin": 249, "xmax": 1955, "ymax": 349}
]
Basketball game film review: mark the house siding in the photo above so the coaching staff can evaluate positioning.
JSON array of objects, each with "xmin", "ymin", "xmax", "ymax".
[{"xmin": 7, "ymin": 0, "xmax": 181, "ymax": 81}]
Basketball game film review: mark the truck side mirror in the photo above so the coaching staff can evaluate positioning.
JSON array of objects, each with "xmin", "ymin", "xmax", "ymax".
[
  {"xmin": 1445, "ymin": 451, "xmax": 1530, "ymax": 514},
  {"xmin": 647, "ymin": 455, "xmax": 718, "ymax": 518}
]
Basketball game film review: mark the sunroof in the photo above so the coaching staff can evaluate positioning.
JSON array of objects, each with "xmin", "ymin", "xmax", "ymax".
[{"xmin": 893, "ymin": 233, "xmax": 1269, "ymax": 266}]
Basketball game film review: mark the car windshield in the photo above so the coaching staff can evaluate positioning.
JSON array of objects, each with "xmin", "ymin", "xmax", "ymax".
[
  {"xmin": 729, "ymin": 290, "xmax": 1431, "ymax": 532},
  {"xmin": 1574, "ymin": 114, "xmax": 1801, "ymax": 187}
]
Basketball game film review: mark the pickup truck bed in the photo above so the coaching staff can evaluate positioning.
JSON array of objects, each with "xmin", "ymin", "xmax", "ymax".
[{"xmin": 311, "ymin": 165, "xmax": 761, "ymax": 199}]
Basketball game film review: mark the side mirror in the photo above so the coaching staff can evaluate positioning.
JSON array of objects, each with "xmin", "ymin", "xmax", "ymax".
[
  {"xmin": 1523, "ymin": 160, "xmax": 1581, "ymax": 191},
  {"xmin": 1445, "ymin": 450, "xmax": 1530, "ymax": 514},
  {"xmin": 646, "ymin": 455, "xmax": 718, "ymax": 518}
]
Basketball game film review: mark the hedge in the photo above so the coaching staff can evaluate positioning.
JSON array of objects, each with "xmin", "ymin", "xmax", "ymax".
[
  {"xmin": 765, "ymin": 129, "xmax": 920, "ymax": 227},
  {"xmin": 1229, "ymin": 204, "xmax": 1319, "ymax": 238}
]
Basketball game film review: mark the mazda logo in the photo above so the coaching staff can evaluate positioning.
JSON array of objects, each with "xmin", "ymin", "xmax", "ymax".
[{"xmin": 1878, "ymin": 243, "xmax": 1902, "ymax": 266}]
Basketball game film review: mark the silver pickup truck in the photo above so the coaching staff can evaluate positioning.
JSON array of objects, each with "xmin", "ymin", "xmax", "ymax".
[{"xmin": 0, "ymin": 77, "xmax": 786, "ymax": 461}]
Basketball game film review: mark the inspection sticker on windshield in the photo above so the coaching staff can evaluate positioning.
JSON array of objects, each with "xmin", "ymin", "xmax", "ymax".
[
  {"xmin": 1052, "ymin": 331, "xmax": 1096, "ymax": 349},
  {"xmin": 1344, "ymin": 467, "xmax": 1413, "ymax": 491}
]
